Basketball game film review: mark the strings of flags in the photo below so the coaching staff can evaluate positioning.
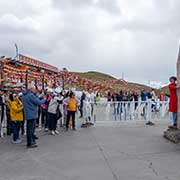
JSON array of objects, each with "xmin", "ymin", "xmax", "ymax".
[{"xmin": 0, "ymin": 55, "xmax": 149, "ymax": 93}]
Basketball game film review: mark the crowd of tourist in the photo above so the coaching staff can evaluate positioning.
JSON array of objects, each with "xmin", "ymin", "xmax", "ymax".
[
  {"xmin": 0, "ymin": 85, "xmax": 98, "ymax": 148},
  {"xmin": 0, "ymin": 76, "xmax": 178, "ymax": 148}
]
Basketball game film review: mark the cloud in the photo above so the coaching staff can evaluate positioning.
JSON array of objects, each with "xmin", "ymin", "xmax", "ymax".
[
  {"xmin": 0, "ymin": 0, "xmax": 179, "ymax": 85},
  {"xmin": 52, "ymin": 0, "xmax": 121, "ymax": 14},
  {"xmin": 95, "ymin": 0, "xmax": 121, "ymax": 14}
]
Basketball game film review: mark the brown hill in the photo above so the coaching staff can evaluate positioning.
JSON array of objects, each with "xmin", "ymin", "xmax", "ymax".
[
  {"xmin": 71, "ymin": 71, "xmax": 116, "ymax": 82},
  {"xmin": 71, "ymin": 71, "xmax": 154, "ymax": 93},
  {"xmin": 160, "ymin": 86, "xmax": 169, "ymax": 95}
]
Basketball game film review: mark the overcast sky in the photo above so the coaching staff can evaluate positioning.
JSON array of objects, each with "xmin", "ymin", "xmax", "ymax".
[{"xmin": 0, "ymin": 0, "xmax": 180, "ymax": 85}]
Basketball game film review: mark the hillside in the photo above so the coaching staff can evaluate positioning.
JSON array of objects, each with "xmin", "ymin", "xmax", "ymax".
[
  {"xmin": 160, "ymin": 86, "xmax": 169, "ymax": 95},
  {"xmin": 71, "ymin": 71, "xmax": 116, "ymax": 82},
  {"xmin": 70, "ymin": 71, "xmax": 154, "ymax": 93}
]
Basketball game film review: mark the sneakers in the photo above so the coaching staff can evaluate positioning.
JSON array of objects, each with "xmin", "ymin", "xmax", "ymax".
[
  {"xmin": 12, "ymin": 139, "xmax": 22, "ymax": 144},
  {"xmin": 27, "ymin": 144, "xmax": 38, "ymax": 148},
  {"xmin": 33, "ymin": 136, "xmax": 39, "ymax": 140},
  {"xmin": 81, "ymin": 124, "xmax": 88, "ymax": 128},
  {"xmin": 55, "ymin": 130, "xmax": 59, "ymax": 135},
  {"xmin": 51, "ymin": 131, "xmax": 55, "ymax": 135},
  {"xmin": 146, "ymin": 121, "xmax": 155, "ymax": 126},
  {"xmin": 87, "ymin": 122, "xmax": 94, "ymax": 126},
  {"xmin": 44, "ymin": 128, "xmax": 49, "ymax": 132}
]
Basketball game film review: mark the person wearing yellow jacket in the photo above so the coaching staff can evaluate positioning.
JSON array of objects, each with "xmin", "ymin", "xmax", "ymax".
[
  {"xmin": 10, "ymin": 94, "xmax": 23, "ymax": 144},
  {"xmin": 63, "ymin": 92, "xmax": 80, "ymax": 131}
]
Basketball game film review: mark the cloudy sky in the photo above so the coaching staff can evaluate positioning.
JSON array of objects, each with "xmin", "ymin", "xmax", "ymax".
[{"xmin": 0, "ymin": 0, "xmax": 180, "ymax": 85}]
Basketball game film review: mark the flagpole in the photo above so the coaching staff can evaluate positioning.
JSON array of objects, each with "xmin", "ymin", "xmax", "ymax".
[{"xmin": 14, "ymin": 43, "xmax": 19, "ymax": 60}]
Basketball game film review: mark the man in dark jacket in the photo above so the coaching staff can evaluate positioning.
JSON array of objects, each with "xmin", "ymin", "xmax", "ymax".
[{"xmin": 22, "ymin": 85, "xmax": 44, "ymax": 148}]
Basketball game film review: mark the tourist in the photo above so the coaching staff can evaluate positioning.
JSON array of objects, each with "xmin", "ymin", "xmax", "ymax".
[
  {"xmin": 122, "ymin": 91, "xmax": 129, "ymax": 102},
  {"xmin": 18, "ymin": 92, "xmax": 25, "ymax": 135},
  {"xmin": 0, "ymin": 89, "xmax": 5, "ymax": 119},
  {"xmin": 63, "ymin": 92, "xmax": 80, "ymax": 131},
  {"xmin": 116, "ymin": 91, "xmax": 123, "ymax": 114},
  {"xmin": 47, "ymin": 93, "xmax": 61, "ymax": 135},
  {"xmin": 0, "ymin": 88, "xmax": 5, "ymax": 137},
  {"xmin": 81, "ymin": 93, "xmax": 94, "ymax": 128},
  {"xmin": 159, "ymin": 91, "xmax": 164, "ymax": 102},
  {"xmin": 10, "ymin": 93, "xmax": 23, "ymax": 144},
  {"xmin": 5, "ymin": 92, "xmax": 12, "ymax": 135},
  {"xmin": 22, "ymin": 85, "xmax": 45, "ymax": 148},
  {"xmin": 151, "ymin": 89, "xmax": 156, "ymax": 101},
  {"xmin": 141, "ymin": 90, "xmax": 147, "ymax": 102},
  {"xmin": 140, "ymin": 90, "xmax": 147, "ymax": 117},
  {"xmin": 168, "ymin": 76, "xmax": 178, "ymax": 127},
  {"xmin": 90, "ymin": 90, "xmax": 96, "ymax": 116},
  {"xmin": 132, "ymin": 91, "xmax": 139, "ymax": 110},
  {"xmin": 41, "ymin": 89, "xmax": 53, "ymax": 131},
  {"xmin": 79, "ymin": 92, "xmax": 86, "ymax": 118},
  {"xmin": 85, "ymin": 95, "xmax": 94, "ymax": 126},
  {"xmin": 145, "ymin": 92, "xmax": 155, "ymax": 126},
  {"xmin": 107, "ymin": 91, "xmax": 112, "ymax": 102},
  {"xmin": 96, "ymin": 92, "xmax": 101, "ymax": 103},
  {"xmin": 112, "ymin": 92, "xmax": 117, "ymax": 102},
  {"xmin": 57, "ymin": 91, "xmax": 64, "ymax": 127}
]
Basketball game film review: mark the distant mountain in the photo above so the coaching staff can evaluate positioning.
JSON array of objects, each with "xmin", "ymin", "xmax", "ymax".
[
  {"xmin": 160, "ymin": 85, "xmax": 169, "ymax": 95},
  {"xmin": 71, "ymin": 71, "xmax": 116, "ymax": 81},
  {"xmin": 71, "ymin": 71, "xmax": 155, "ymax": 93}
]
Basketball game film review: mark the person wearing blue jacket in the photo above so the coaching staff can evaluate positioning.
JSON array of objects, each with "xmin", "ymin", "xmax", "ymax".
[{"xmin": 22, "ymin": 85, "xmax": 44, "ymax": 148}]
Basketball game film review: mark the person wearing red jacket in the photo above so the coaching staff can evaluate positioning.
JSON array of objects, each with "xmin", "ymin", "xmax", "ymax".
[{"xmin": 168, "ymin": 76, "xmax": 178, "ymax": 127}]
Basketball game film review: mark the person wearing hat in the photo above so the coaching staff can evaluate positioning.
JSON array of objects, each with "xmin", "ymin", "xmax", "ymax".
[
  {"xmin": 22, "ymin": 85, "xmax": 45, "ymax": 148},
  {"xmin": 168, "ymin": 76, "xmax": 179, "ymax": 127},
  {"xmin": 41, "ymin": 89, "xmax": 53, "ymax": 131},
  {"xmin": 47, "ymin": 93, "xmax": 62, "ymax": 135}
]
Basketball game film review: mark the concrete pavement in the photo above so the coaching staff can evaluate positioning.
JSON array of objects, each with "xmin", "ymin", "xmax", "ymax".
[{"xmin": 0, "ymin": 123, "xmax": 180, "ymax": 180}]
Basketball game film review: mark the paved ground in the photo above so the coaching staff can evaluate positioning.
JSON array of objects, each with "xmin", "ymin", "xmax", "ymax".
[{"xmin": 0, "ymin": 122, "xmax": 180, "ymax": 180}]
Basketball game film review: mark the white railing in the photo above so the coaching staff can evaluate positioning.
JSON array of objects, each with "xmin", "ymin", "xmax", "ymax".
[{"xmin": 91, "ymin": 100, "xmax": 170, "ymax": 124}]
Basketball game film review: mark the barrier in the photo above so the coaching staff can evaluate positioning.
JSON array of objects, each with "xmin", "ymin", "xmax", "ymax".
[{"xmin": 91, "ymin": 100, "xmax": 170, "ymax": 124}]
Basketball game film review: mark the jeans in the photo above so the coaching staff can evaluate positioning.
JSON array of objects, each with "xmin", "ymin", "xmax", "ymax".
[
  {"xmin": 1, "ymin": 105, "xmax": 4, "ymax": 123},
  {"xmin": 43, "ymin": 110, "xmax": 48, "ymax": 128},
  {"xmin": 36, "ymin": 106, "xmax": 41, "ymax": 126},
  {"xmin": 6, "ymin": 109, "xmax": 12, "ymax": 135},
  {"xmin": 66, "ymin": 111, "xmax": 76, "ymax": 129},
  {"xmin": 12, "ymin": 121, "xmax": 21, "ymax": 141},
  {"xmin": 21, "ymin": 120, "xmax": 25, "ymax": 135},
  {"xmin": 26, "ymin": 119, "xmax": 36, "ymax": 146},
  {"xmin": 172, "ymin": 112, "xmax": 177, "ymax": 126},
  {"xmin": 48, "ymin": 113, "xmax": 57, "ymax": 131}
]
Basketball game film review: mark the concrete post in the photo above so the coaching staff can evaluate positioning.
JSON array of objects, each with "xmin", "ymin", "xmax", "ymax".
[
  {"xmin": 177, "ymin": 47, "xmax": 180, "ymax": 129},
  {"xmin": 164, "ymin": 47, "xmax": 180, "ymax": 143}
]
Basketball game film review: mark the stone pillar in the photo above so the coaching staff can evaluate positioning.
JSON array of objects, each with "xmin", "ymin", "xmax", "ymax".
[
  {"xmin": 164, "ymin": 47, "xmax": 180, "ymax": 143},
  {"xmin": 177, "ymin": 47, "xmax": 180, "ymax": 129}
]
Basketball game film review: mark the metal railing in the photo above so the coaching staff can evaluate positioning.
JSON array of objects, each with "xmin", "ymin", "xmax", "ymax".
[{"xmin": 91, "ymin": 100, "xmax": 170, "ymax": 124}]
